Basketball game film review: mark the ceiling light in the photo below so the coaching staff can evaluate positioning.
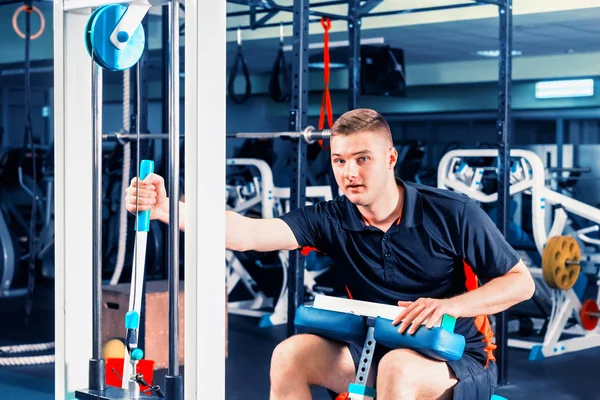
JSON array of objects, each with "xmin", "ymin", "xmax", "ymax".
[
  {"xmin": 535, "ymin": 79, "xmax": 594, "ymax": 99},
  {"xmin": 475, "ymin": 50, "xmax": 522, "ymax": 57}
]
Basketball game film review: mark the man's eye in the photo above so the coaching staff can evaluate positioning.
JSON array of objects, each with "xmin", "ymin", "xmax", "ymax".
[
  {"xmin": 334, "ymin": 159, "xmax": 345, "ymax": 164},
  {"xmin": 359, "ymin": 156, "xmax": 369, "ymax": 162}
]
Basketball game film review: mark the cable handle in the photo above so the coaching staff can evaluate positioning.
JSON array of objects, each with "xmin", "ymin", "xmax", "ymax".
[{"xmin": 135, "ymin": 160, "xmax": 154, "ymax": 232}]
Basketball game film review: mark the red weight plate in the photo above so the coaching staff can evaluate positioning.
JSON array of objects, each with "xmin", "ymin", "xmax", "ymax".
[{"xmin": 580, "ymin": 300, "xmax": 599, "ymax": 331}]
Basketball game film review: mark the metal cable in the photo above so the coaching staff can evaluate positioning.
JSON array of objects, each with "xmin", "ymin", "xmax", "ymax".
[{"xmin": 110, "ymin": 68, "xmax": 132, "ymax": 285}]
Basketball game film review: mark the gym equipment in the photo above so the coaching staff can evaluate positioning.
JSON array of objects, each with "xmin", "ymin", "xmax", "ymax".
[
  {"xmin": 74, "ymin": 0, "xmax": 184, "ymax": 397},
  {"xmin": 227, "ymin": 27, "xmax": 252, "ymax": 104},
  {"xmin": 295, "ymin": 296, "xmax": 506, "ymax": 400},
  {"xmin": 268, "ymin": 23, "xmax": 291, "ymax": 103},
  {"xmin": 579, "ymin": 300, "xmax": 600, "ymax": 331},
  {"xmin": 438, "ymin": 149, "xmax": 600, "ymax": 360},
  {"xmin": 227, "ymin": 126, "xmax": 331, "ymax": 144},
  {"xmin": 541, "ymin": 235, "xmax": 581, "ymax": 290},
  {"xmin": 84, "ymin": 3, "xmax": 148, "ymax": 71},
  {"xmin": 12, "ymin": 4, "xmax": 46, "ymax": 40}
]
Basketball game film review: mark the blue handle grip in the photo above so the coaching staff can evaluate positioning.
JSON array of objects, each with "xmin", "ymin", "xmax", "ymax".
[
  {"xmin": 125, "ymin": 310, "xmax": 140, "ymax": 329},
  {"xmin": 135, "ymin": 160, "xmax": 154, "ymax": 232}
]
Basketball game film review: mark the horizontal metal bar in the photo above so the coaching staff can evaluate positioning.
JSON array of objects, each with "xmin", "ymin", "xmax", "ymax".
[
  {"xmin": 309, "ymin": 9, "xmax": 349, "ymax": 21},
  {"xmin": 227, "ymin": 0, "xmax": 347, "ymax": 20},
  {"xmin": 102, "ymin": 133, "xmax": 184, "ymax": 140},
  {"xmin": 361, "ymin": 2, "xmax": 485, "ymax": 18},
  {"xmin": 474, "ymin": 0, "xmax": 504, "ymax": 6},
  {"xmin": 227, "ymin": 18, "xmax": 322, "ymax": 31},
  {"xmin": 548, "ymin": 167, "xmax": 592, "ymax": 174},
  {"xmin": 227, "ymin": 0, "xmax": 347, "ymax": 17},
  {"xmin": 227, "ymin": 127, "xmax": 330, "ymax": 142}
]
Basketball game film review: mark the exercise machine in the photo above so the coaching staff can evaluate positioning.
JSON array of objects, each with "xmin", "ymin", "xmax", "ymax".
[
  {"xmin": 296, "ymin": 295, "xmax": 508, "ymax": 400},
  {"xmin": 438, "ymin": 149, "xmax": 600, "ymax": 360}
]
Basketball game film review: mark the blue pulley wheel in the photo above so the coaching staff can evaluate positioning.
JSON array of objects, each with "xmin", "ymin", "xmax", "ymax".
[{"xmin": 85, "ymin": 4, "xmax": 145, "ymax": 71}]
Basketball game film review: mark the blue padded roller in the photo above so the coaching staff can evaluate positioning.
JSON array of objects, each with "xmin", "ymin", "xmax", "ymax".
[
  {"xmin": 294, "ymin": 305, "xmax": 366, "ymax": 343},
  {"xmin": 373, "ymin": 317, "xmax": 465, "ymax": 362}
]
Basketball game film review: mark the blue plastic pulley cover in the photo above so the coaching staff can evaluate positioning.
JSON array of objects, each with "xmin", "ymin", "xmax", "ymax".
[{"xmin": 86, "ymin": 4, "xmax": 145, "ymax": 71}]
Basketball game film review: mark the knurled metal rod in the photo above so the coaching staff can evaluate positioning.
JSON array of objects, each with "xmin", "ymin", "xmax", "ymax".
[{"xmin": 226, "ymin": 127, "xmax": 331, "ymax": 143}]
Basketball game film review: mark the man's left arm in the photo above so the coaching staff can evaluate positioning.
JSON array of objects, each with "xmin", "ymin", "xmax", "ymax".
[
  {"xmin": 446, "ymin": 259, "xmax": 534, "ymax": 318},
  {"xmin": 394, "ymin": 261, "xmax": 534, "ymax": 334},
  {"xmin": 394, "ymin": 199, "xmax": 535, "ymax": 334}
]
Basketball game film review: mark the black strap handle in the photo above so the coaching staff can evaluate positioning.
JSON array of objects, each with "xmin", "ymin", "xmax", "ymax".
[
  {"xmin": 227, "ymin": 45, "xmax": 252, "ymax": 104},
  {"xmin": 268, "ymin": 47, "xmax": 291, "ymax": 103}
]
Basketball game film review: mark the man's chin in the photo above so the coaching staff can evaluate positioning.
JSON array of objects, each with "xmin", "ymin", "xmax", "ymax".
[{"xmin": 345, "ymin": 192, "xmax": 366, "ymax": 205}]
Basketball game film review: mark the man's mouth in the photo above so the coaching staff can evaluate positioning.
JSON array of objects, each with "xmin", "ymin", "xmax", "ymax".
[{"xmin": 347, "ymin": 184, "xmax": 363, "ymax": 190}]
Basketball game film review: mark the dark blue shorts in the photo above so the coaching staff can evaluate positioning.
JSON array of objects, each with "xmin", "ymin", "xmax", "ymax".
[{"xmin": 328, "ymin": 341, "xmax": 498, "ymax": 400}]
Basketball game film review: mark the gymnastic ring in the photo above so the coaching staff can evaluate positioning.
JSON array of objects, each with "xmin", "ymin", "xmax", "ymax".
[{"xmin": 12, "ymin": 5, "xmax": 46, "ymax": 40}]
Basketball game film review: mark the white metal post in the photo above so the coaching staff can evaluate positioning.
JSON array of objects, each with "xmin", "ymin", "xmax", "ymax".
[
  {"xmin": 54, "ymin": 2, "xmax": 95, "ymax": 398},
  {"xmin": 185, "ymin": 0, "xmax": 227, "ymax": 399}
]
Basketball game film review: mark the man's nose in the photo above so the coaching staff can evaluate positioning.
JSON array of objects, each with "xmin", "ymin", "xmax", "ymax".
[{"xmin": 343, "ymin": 161, "xmax": 358, "ymax": 179}]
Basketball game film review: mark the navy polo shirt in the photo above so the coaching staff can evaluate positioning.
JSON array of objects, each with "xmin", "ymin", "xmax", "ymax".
[{"xmin": 279, "ymin": 179, "xmax": 520, "ymax": 365}]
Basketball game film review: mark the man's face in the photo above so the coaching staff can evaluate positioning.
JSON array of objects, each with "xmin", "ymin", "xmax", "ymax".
[{"xmin": 330, "ymin": 131, "xmax": 397, "ymax": 206}]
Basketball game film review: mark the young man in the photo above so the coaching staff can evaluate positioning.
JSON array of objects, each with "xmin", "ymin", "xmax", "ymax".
[{"xmin": 126, "ymin": 108, "xmax": 535, "ymax": 400}]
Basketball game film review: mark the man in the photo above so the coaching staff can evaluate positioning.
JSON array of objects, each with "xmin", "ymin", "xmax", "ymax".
[{"xmin": 126, "ymin": 108, "xmax": 535, "ymax": 400}]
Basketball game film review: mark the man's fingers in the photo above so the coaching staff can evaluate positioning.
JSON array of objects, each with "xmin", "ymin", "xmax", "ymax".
[
  {"xmin": 408, "ymin": 307, "xmax": 435, "ymax": 335},
  {"xmin": 125, "ymin": 187, "xmax": 157, "ymax": 198},
  {"xmin": 126, "ymin": 203, "xmax": 151, "ymax": 212},
  {"xmin": 392, "ymin": 303, "xmax": 415, "ymax": 326},
  {"xmin": 130, "ymin": 175, "xmax": 159, "ymax": 188},
  {"xmin": 126, "ymin": 195, "xmax": 156, "ymax": 206},
  {"xmin": 426, "ymin": 311, "xmax": 444, "ymax": 329},
  {"xmin": 398, "ymin": 304, "xmax": 425, "ymax": 334}
]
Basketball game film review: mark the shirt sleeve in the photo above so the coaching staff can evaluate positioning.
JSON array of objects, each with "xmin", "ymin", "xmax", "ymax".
[
  {"xmin": 278, "ymin": 201, "xmax": 330, "ymax": 250},
  {"xmin": 460, "ymin": 199, "xmax": 521, "ymax": 281}
]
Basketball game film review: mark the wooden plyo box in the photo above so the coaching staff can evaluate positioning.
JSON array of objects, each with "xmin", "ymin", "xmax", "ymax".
[{"xmin": 102, "ymin": 280, "xmax": 185, "ymax": 370}]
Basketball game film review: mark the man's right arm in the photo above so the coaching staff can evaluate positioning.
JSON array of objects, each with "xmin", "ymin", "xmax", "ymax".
[
  {"xmin": 226, "ymin": 210, "xmax": 300, "ymax": 252},
  {"xmin": 126, "ymin": 174, "xmax": 301, "ymax": 252}
]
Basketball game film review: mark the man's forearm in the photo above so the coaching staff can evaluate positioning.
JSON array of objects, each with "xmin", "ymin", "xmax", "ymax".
[
  {"xmin": 158, "ymin": 200, "xmax": 186, "ymax": 231},
  {"xmin": 450, "ymin": 262, "xmax": 535, "ymax": 318}
]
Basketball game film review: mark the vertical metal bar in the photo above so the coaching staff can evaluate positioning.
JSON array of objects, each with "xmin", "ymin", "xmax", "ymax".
[
  {"xmin": 348, "ymin": 0, "xmax": 360, "ymax": 109},
  {"xmin": 287, "ymin": 0, "xmax": 309, "ymax": 338},
  {"xmin": 161, "ymin": 4, "xmax": 169, "ymax": 175},
  {"xmin": 557, "ymin": 118, "xmax": 564, "ymax": 170},
  {"xmin": 496, "ymin": 0, "xmax": 512, "ymax": 386},
  {"xmin": 167, "ymin": 0, "xmax": 181, "ymax": 377},
  {"xmin": 90, "ymin": 57, "xmax": 105, "ymax": 392}
]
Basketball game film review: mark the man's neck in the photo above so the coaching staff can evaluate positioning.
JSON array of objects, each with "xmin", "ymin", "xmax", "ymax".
[{"xmin": 358, "ymin": 178, "xmax": 404, "ymax": 229}]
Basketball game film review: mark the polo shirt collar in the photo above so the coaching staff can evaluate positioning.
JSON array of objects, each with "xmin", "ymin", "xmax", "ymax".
[{"xmin": 341, "ymin": 178, "xmax": 423, "ymax": 231}]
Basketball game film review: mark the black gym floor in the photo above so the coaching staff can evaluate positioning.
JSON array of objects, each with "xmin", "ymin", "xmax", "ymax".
[{"xmin": 1, "ymin": 281, "xmax": 598, "ymax": 400}]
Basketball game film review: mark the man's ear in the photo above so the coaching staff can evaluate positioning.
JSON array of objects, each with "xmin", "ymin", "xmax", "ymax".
[{"xmin": 390, "ymin": 147, "xmax": 398, "ymax": 169}]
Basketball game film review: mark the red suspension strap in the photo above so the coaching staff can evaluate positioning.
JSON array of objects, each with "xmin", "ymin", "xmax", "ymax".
[{"xmin": 318, "ymin": 18, "xmax": 333, "ymax": 149}]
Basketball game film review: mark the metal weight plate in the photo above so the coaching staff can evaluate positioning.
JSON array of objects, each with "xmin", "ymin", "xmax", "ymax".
[
  {"xmin": 580, "ymin": 299, "xmax": 599, "ymax": 331},
  {"xmin": 541, "ymin": 235, "xmax": 581, "ymax": 290},
  {"xmin": 88, "ymin": 4, "xmax": 145, "ymax": 71}
]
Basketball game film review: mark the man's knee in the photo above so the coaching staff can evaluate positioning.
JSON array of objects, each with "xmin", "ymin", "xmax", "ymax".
[
  {"xmin": 270, "ymin": 334, "xmax": 313, "ymax": 381},
  {"xmin": 378, "ymin": 349, "xmax": 421, "ymax": 384}
]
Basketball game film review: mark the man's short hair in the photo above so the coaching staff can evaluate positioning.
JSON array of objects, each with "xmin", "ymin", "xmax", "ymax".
[{"xmin": 331, "ymin": 108, "xmax": 392, "ymax": 146}]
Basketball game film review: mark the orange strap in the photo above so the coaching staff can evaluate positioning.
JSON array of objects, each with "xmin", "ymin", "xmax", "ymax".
[{"xmin": 318, "ymin": 18, "xmax": 333, "ymax": 150}]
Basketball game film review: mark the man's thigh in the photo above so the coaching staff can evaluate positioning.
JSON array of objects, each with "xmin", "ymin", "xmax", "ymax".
[
  {"xmin": 272, "ymin": 334, "xmax": 356, "ymax": 394},
  {"xmin": 330, "ymin": 344, "xmax": 496, "ymax": 400},
  {"xmin": 376, "ymin": 348, "xmax": 457, "ymax": 400}
]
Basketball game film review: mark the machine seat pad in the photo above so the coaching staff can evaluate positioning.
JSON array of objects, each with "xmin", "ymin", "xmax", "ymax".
[
  {"xmin": 373, "ymin": 317, "xmax": 465, "ymax": 362},
  {"xmin": 294, "ymin": 305, "xmax": 366, "ymax": 343}
]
